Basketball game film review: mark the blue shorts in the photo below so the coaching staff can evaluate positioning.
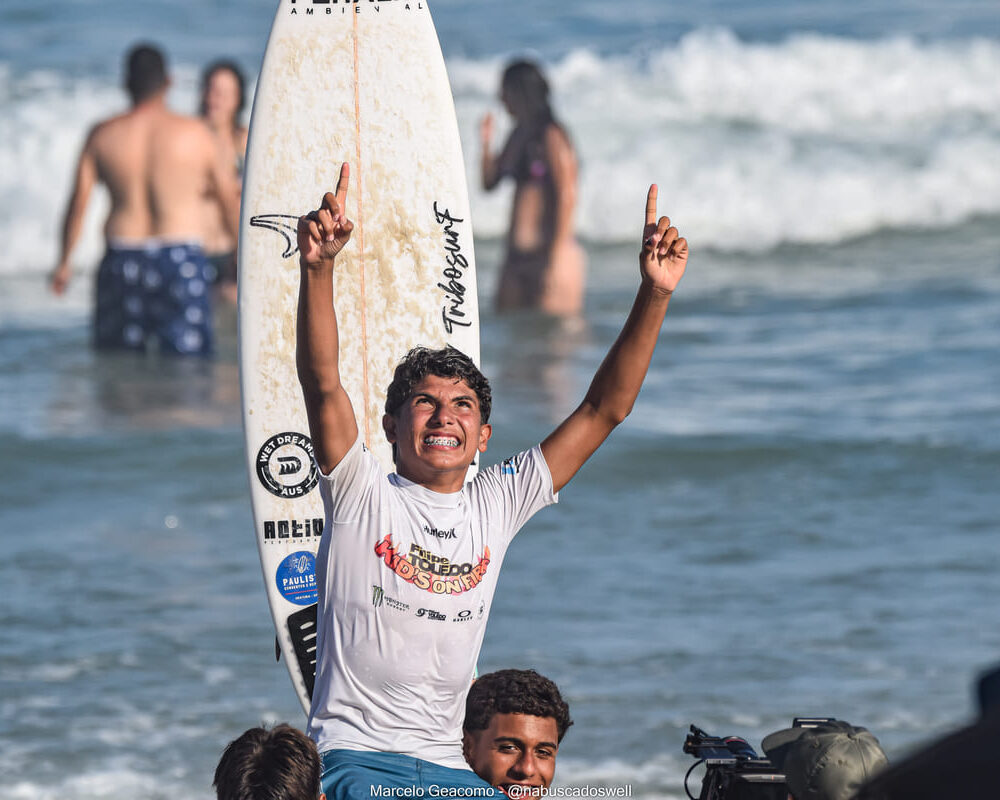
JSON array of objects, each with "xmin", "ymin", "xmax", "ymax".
[
  {"xmin": 94, "ymin": 242, "xmax": 214, "ymax": 356},
  {"xmin": 321, "ymin": 749, "xmax": 497, "ymax": 800}
]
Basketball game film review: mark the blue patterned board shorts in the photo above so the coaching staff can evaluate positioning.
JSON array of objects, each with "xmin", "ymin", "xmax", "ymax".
[
  {"xmin": 321, "ymin": 749, "xmax": 497, "ymax": 800},
  {"xmin": 94, "ymin": 242, "xmax": 214, "ymax": 356}
]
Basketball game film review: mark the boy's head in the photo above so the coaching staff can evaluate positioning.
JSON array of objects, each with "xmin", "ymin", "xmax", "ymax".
[
  {"xmin": 382, "ymin": 347, "xmax": 493, "ymax": 482},
  {"xmin": 463, "ymin": 669, "xmax": 573, "ymax": 794},
  {"xmin": 214, "ymin": 723, "xmax": 323, "ymax": 800},
  {"xmin": 385, "ymin": 346, "xmax": 491, "ymax": 423}
]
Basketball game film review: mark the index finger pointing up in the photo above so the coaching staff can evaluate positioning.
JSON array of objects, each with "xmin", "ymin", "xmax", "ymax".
[
  {"xmin": 645, "ymin": 184, "xmax": 658, "ymax": 227},
  {"xmin": 335, "ymin": 162, "xmax": 350, "ymax": 210}
]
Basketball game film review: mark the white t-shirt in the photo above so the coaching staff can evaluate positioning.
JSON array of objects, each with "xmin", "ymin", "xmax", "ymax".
[{"xmin": 306, "ymin": 437, "xmax": 558, "ymax": 769}]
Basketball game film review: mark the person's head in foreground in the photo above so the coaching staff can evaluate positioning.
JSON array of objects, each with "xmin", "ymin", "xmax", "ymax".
[
  {"xmin": 124, "ymin": 43, "xmax": 168, "ymax": 105},
  {"xmin": 214, "ymin": 723, "xmax": 324, "ymax": 800},
  {"xmin": 463, "ymin": 669, "xmax": 573, "ymax": 796},
  {"xmin": 382, "ymin": 345, "xmax": 493, "ymax": 479},
  {"xmin": 763, "ymin": 720, "xmax": 888, "ymax": 800}
]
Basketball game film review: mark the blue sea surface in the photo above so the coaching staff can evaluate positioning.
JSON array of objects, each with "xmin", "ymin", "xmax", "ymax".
[{"xmin": 1, "ymin": 1, "xmax": 999, "ymax": 798}]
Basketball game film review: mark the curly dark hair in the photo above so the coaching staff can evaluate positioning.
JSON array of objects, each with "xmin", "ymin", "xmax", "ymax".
[
  {"xmin": 384, "ymin": 346, "xmax": 492, "ymax": 423},
  {"xmin": 213, "ymin": 723, "xmax": 320, "ymax": 800},
  {"xmin": 464, "ymin": 669, "xmax": 573, "ymax": 742}
]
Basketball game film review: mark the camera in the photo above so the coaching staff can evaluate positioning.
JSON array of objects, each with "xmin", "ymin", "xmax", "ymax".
[
  {"xmin": 683, "ymin": 724, "xmax": 785, "ymax": 800},
  {"xmin": 683, "ymin": 718, "xmax": 838, "ymax": 800}
]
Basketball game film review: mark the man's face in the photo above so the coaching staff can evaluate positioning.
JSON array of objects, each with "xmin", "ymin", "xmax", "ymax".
[
  {"xmin": 383, "ymin": 374, "xmax": 491, "ymax": 491},
  {"xmin": 463, "ymin": 713, "xmax": 560, "ymax": 796}
]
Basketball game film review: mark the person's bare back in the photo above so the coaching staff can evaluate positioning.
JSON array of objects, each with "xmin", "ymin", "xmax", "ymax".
[{"xmin": 90, "ymin": 104, "xmax": 230, "ymax": 243}]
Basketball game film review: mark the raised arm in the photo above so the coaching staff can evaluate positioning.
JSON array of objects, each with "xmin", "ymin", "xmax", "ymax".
[
  {"xmin": 296, "ymin": 163, "xmax": 359, "ymax": 474},
  {"xmin": 50, "ymin": 127, "xmax": 99, "ymax": 295},
  {"xmin": 540, "ymin": 185, "xmax": 689, "ymax": 492}
]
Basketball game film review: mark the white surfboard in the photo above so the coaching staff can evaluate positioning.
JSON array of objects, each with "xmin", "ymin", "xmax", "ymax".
[{"xmin": 238, "ymin": 0, "xmax": 479, "ymax": 713}]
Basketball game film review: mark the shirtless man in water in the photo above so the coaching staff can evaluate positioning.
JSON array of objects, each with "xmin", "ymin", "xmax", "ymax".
[{"xmin": 51, "ymin": 43, "xmax": 239, "ymax": 356}]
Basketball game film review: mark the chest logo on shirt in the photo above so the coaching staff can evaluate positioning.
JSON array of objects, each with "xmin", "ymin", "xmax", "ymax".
[{"xmin": 374, "ymin": 534, "xmax": 490, "ymax": 595}]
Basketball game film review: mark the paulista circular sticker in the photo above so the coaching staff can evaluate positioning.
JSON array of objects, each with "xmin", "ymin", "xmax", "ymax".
[
  {"xmin": 256, "ymin": 432, "xmax": 319, "ymax": 498},
  {"xmin": 276, "ymin": 551, "xmax": 318, "ymax": 606}
]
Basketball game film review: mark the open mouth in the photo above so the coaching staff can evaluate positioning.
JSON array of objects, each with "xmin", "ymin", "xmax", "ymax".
[{"xmin": 423, "ymin": 435, "xmax": 460, "ymax": 448}]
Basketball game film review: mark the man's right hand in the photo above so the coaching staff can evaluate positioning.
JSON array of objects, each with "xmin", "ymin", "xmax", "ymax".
[{"xmin": 298, "ymin": 162, "xmax": 354, "ymax": 270}]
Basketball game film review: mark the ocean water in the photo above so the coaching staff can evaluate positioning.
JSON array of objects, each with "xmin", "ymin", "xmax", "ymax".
[{"xmin": 2, "ymin": 1, "xmax": 999, "ymax": 798}]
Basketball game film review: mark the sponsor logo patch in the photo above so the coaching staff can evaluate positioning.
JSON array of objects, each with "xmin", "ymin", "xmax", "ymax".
[
  {"xmin": 423, "ymin": 524, "xmax": 457, "ymax": 540},
  {"xmin": 263, "ymin": 517, "xmax": 324, "ymax": 542},
  {"xmin": 501, "ymin": 454, "xmax": 524, "ymax": 476},
  {"xmin": 256, "ymin": 432, "xmax": 319, "ymax": 498},
  {"xmin": 373, "ymin": 534, "xmax": 490, "ymax": 596},
  {"xmin": 288, "ymin": 0, "xmax": 425, "ymax": 16},
  {"xmin": 276, "ymin": 551, "xmax": 318, "ymax": 606},
  {"xmin": 372, "ymin": 584, "xmax": 410, "ymax": 612}
]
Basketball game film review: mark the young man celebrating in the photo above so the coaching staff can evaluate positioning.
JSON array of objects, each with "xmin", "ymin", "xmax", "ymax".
[
  {"xmin": 296, "ymin": 163, "xmax": 688, "ymax": 797},
  {"xmin": 463, "ymin": 669, "xmax": 573, "ymax": 796}
]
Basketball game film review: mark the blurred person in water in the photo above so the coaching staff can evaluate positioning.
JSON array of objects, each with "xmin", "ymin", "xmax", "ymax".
[
  {"xmin": 480, "ymin": 60, "xmax": 585, "ymax": 316},
  {"xmin": 51, "ymin": 43, "xmax": 238, "ymax": 356},
  {"xmin": 199, "ymin": 59, "xmax": 248, "ymax": 305}
]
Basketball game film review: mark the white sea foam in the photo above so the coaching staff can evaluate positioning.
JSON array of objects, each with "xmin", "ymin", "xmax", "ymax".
[
  {"xmin": 3, "ymin": 770, "xmax": 178, "ymax": 800},
  {"xmin": 2, "ymin": 30, "xmax": 1000, "ymax": 280}
]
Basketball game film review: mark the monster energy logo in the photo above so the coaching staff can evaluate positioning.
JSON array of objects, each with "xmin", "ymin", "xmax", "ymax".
[{"xmin": 372, "ymin": 585, "xmax": 384, "ymax": 608}]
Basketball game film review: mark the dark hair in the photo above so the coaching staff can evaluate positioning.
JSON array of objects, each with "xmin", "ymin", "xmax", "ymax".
[
  {"xmin": 465, "ymin": 669, "xmax": 573, "ymax": 742},
  {"xmin": 200, "ymin": 59, "xmax": 247, "ymax": 119},
  {"xmin": 501, "ymin": 60, "xmax": 554, "ymax": 128},
  {"xmin": 385, "ymin": 346, "xmax": 491, "ymax": 423},
  {"xmin": 213, "ymin": 724, "xmax": 321, "ymax": 800},
  {"xmin": 124, "ymin": 43, "xmax": 168, "ymax": 104}
]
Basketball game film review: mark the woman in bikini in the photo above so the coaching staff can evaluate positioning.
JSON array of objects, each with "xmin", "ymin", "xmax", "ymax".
[
  {"xmin": 199, "ymin": 59, "xmax": 248, "ymax": 305},
  {"xmin": 480, "ymin": 60, "xmax": 585, "ymax": 316}
]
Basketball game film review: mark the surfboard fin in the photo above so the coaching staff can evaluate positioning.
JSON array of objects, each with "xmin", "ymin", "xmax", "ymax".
[{"xmin": 275, "ymin": 636, "xmax": 281, "ymax": 662}]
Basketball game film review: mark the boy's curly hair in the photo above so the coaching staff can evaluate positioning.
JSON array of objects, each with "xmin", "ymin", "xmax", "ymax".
[
  {"xmin": 464, "ymin": 669, "xmax": 573, "ymax": 742},
  {"xmin": 384, "ymin": 346, "xmax": 492, "ymax": 423}
]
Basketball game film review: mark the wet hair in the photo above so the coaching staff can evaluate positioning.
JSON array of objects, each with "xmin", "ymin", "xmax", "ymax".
[
  {"xmin": 501, "ymin": 60, "xmax": 555, "ymax": 128},
  {"xmin": 465, "ymin": 669, "xmax": 573, "ymax": 742},
  {"xmin": 200, "ymin": 59, "xmax": 248, "ymax": 120},
  {"xmin": 213, "ymin": 724, "xmax": 321, "ymax": 800},
  {"xmin": 385, "ymin": 346, "xmax": 491, "ymax": 423},
  {"xmin": 124, "ymin": 43, "xmax": 168, "ymax": 104}
]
